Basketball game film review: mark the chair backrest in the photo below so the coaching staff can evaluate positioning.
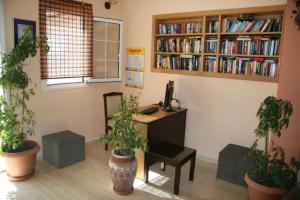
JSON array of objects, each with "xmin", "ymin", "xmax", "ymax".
[{"xmin": 103, "ymin": 92, "xmax": 123, "ymax": 120}]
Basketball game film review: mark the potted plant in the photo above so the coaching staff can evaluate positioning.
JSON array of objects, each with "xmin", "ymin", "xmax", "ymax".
[
  {"xmin": 0, "ymin": 28, "xmax": 48, "ymax": 181},
  {"xmin": 101, "ymin": 95, "xmax": 147, "ymax": 195},
  {"xmin": 245, "ymin": 96, "xmax": 300, "ymax": 200}
]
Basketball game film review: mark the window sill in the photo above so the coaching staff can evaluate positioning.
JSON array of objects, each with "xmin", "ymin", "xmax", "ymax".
[{"xmin": 42, "ymin": 81, "xmax": 88, "ymax": 91}]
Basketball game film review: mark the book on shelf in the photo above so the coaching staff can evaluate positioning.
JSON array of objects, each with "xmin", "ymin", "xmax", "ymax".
[
  {"xmin": 158, "ymin": 22, "xmax": 202, "ymax": 34},
  {"xmin": 221, "ymin": 36, "xmax": 280, "ymax": 56},
  {"xmin": 205, "ymin": 38, "xmax": 218, "ymax": 53},
  {"xmin": 219, "ymin": 56, "xmax": 277, "ymax": 77},
  {"xmin": 157, "ymin": 37, "xmax": 202, "ymax": 53},
  {"xmin": 204, "ymin": 56, "xmax": 217, "ymax": 72},
  {"xmin": 156, "ymin": 54, "xmax": 201, "ymax": 71},
  {"xmin": 222, "ymin": 16, "xmax": 282, "ymax": 33},
  {"xmin": 207, "ymin": 20, "xmax": 218, "ymax": 33}
]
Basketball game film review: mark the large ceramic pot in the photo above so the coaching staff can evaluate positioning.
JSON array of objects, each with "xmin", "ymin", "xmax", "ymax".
[
  {"xmin": 244, "ymin": 173, "xmax": 288, "ymax": 200},
  {"xmin": 109, "ymin": 150, "xmax": 137, "ymax": 195},
  {"xmin": 2, "ymin": 140, "xmax": 40, "ymax": 181}
]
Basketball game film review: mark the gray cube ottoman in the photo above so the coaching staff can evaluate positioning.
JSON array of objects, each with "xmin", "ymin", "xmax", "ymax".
[
  {"xmin": 42, "ymin": 130, "xmax": 85, "ymax": 168},
  {"xmin": 216, "ymin": 144, "xmax": 255, "ymax": 186}
]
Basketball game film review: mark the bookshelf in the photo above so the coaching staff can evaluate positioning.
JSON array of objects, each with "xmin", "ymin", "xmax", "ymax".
[{"xmin": 151, "ymin": 5, "xmax": 285, "ymax": 82}]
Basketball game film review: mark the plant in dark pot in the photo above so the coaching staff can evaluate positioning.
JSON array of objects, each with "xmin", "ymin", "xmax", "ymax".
[
  {"xmin": 101, "ymin": 95, "xmax": 147, "ymax": 195},
  {"xmin": 245, "ymin": 96, "xmax": 300, "ymax": 200},
  {"xmin": 0, "ymin": 28, "xmax": 48, "ymax": 181}
]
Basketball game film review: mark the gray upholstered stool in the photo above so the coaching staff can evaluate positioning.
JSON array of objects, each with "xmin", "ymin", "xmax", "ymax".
[
  {"xmin": 42, "ymin": 130, "xmax": 85, "ymax": 168},
  {"xmin": 216, "ymin": 144, "xmax": 255, "ymax": 186}
]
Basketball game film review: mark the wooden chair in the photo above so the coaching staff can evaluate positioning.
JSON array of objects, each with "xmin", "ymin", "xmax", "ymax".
[
  {"xmin": 144, "ymin": 142, "xmax": 196, "ymax": 195},
  {"xmin": 103, "ymin": 92, "xmax": 123, "ymax": 151}
]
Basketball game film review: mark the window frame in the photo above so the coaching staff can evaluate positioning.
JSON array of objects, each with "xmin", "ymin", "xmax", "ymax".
[
  {"xmin": 43, "ymin": 17, "xmax": 123, "ymax": 88},
  {"xmin": 86, "ymin": 17, "xmax": 123, "ymax": 83}
]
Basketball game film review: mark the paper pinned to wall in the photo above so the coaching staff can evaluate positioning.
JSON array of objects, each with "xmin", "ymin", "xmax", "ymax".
[
  {"xmin": 125, "ymin": 71, "xmax": 144, "ymax": 89},
  {"xmin": 125, "ymin": 71, "xmax": 134, "ymax": 87},
  {"xmin": 126, "ymin": 48, "xmax": 145, "ymax": 71},
  {"xmin": 132, "ymin": 71, "xmax": 143, "ymax": 89},
  {"xmin": 125, "ymin": 48, "xmax": 144, "ymax": 89}
]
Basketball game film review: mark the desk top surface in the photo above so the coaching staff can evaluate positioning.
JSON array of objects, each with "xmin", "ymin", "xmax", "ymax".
[{"xmin": 134, "ymin": 105, "xmax": 187, "ymax": 124}]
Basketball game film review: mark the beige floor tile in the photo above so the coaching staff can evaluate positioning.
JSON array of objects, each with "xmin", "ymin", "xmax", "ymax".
[{"xmin": 0, "ymin": 142, "xmax": 247, "ymax": 200}]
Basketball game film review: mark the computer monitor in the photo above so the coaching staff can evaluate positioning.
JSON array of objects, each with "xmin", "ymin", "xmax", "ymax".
[{"xmin": 163, "ymin": 80, "xmax": 174, "ymax": 111}]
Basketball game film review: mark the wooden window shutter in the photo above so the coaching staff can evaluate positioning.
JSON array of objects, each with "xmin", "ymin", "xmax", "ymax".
[{"xmin": 39, "ymin": 0, "xmax": 93, "ymax": 79}]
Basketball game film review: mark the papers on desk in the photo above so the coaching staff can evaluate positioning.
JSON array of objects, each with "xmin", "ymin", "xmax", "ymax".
[
  {"xmin": 125, "ymin": 48, "xmax": 144, "ymax": 89},
  {"xmin": 133, "ymin": 113, "xmax": 159, "ymax": 123}
]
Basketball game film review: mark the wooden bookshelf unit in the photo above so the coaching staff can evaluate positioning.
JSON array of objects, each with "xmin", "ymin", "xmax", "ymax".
[{"xmin": 151, "ymin": 5, "xmax": 285, "ymax": 82}]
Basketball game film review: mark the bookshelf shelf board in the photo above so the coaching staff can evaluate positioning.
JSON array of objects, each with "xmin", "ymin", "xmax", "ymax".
[
  {"xmin": 221, "ymin": 32, "xmax": 282, "ymax": 36},
  {"xmin": 156, "ymin": 33, "xmax": 203, "ymax": 37},
  {"xmin": 152, "ymin": 68, "xmax": 200, "ymax": 75},
  {"xmin": 248, "ymin": 75, "xmax": 278, "ymax": 82},
  {"xmin": 219, "ymin": 54, "xmax": 279, "ymax": 58},
  {"xmin": 198, "ymin": 72, "xmax": 278, "ymax": 82},
  {"xmin": 152, "ymin": 68, "xmax": 278, "ymax": 82},
  {"xmin": 204, "ymin": 53, "xmax": 217, "ymax": 56},
  {"xmin": 205, "ymin": 33, "xmax": 218, "ymax": 35},
  {"xmin": 156, "ymin": 52, "xmax": 202, "ymax": 56}
]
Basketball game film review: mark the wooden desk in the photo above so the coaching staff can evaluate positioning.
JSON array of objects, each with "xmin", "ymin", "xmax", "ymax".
[{"xmin": 134, "ymin": 105, "xmax": 187, "ymax": 180}]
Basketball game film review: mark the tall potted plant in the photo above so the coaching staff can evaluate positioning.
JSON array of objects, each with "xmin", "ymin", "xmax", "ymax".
[
  {"xmin": 245, "ymin": 96, "xmax": 300, "ymax": 200},
  {"xmin": 0, "ymin": 28, "xmax": 48, "ymax": 181},
  {"xmin": 102, "ymin": 95, "xmax": 147, "ymax": 195}
]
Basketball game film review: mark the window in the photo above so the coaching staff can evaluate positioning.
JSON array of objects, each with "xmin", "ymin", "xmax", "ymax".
[
  {"xmin": 88, "ymin": 17, "xmax": 123, "ymax": 83},
  {"xmin": 39, "ymin": 0, "xmax": 93, "ymax": 86}
]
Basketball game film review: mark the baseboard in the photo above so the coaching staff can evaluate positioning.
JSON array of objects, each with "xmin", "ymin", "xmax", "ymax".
[
  {"xmin": 37, "ymin": 138, "xmax": 219, "ymax": 166},
  {"xmin": 85, "ymin": 138, "xmax": 219, "ymax": 165},
  {"xmin": 85, "ymin": 137, "xmax": 100, "ymax": 143},
  {"xmin": 37, "ymin": 154, "xmax": 43, "ymax": 161},
  {"xmin": 196, "ymin": 153, "xmax": 218, "ymax": 165}
]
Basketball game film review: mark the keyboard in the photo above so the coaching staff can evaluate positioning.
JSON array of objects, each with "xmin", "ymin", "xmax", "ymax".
[{"xmin": 141, "ymin": 106, "xmax": 159, "ymax": 115}]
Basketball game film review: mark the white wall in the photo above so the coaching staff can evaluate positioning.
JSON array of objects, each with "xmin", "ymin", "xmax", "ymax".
[
  {"xmin": 5, "ymin": 0, "xmax": 288, "ymax": 163},
  {"xmin": 121, "ymin": 0, "xmax": 286, "ymax": 162},
  {"xmin": 4, "ymin": 0, "xmax": 123, "ymax": 151}
]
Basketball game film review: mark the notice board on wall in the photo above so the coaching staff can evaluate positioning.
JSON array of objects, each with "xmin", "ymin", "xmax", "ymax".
[{"xmin": 125, "ymin": 48, "xmax": 144, "ymax": 89}]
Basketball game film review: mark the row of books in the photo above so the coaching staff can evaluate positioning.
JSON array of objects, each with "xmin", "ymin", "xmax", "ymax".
[
  {"xmin": 203, "ymin": 56, "xmax": 217, "ymax": 72},
  {"xmin": 207, "ymin": 20, "xmax": 218, "ymax": 33},
  {"xmin": 156, "ymin": 55, "xmax": 201, "ymax": 71},
  {"xmin": 221, "ymin": 36, "xmax": 280, "ymax": 56},
  {"xmin": 158, "ymin": 22, "xmax": 202, "ymax": 34},
  {"xmin": 156, "ymin": 55, "xmax": 277, "ymax": 76},
  {"xmin": 219, "ymin": 57, "xmax": 277, "ymax": 76},
  {"xmin": 205, "ymin": 38, "xmax": 218, "ymax": 53},
  {"xmin": 156, "ymin": 37, "xmax": 202, "ymax": 54},
  {"xmin": 223, "ymin": 16, "xmax": 282, "ymax": 33}
]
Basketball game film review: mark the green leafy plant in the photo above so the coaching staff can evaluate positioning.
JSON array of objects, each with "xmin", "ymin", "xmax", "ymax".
[
  {"xmin": 0, "ymin": 28, "xmax": 48, "ymax": 153},
  {"xmin": 247, "ymin": 96, "xmax": 300, "ymax": 190},
  {"xmin": 101, "ymin": 95, "xmax": 147, "ymax": 157}
]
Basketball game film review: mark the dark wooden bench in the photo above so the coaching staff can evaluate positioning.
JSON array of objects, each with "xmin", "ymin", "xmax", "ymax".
[{"xmin": 144, "ymin": 143, "xmax": 196, "ymax": 195}]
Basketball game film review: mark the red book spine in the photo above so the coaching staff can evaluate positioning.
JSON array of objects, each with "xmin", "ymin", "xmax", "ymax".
[{"xmin": 182, "ymin": 23, "xmax": 186, "ymax": 33}]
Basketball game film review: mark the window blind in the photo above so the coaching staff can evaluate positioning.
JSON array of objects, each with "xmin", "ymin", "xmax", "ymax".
[{"xmin": 39, "ymin": 0, "xmax": 93, "ymax": 79}]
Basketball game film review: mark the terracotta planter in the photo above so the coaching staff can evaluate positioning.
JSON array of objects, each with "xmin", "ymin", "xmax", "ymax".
[
  {"xmin": 244, "ymin": 173, "xmax": 288, "ymax": 200},
  {"xmin": 2, "ymin": 140, "xmax": 40, "ymax": 182},
  {"xmin": 109, "ymin": 150, "xmax": 137, "ymax": 195}
]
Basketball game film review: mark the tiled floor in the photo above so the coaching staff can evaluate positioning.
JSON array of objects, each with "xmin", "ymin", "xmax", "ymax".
[{"xmin": 0, "ymin": 142, "xmax": 247, "ymax": 200}]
